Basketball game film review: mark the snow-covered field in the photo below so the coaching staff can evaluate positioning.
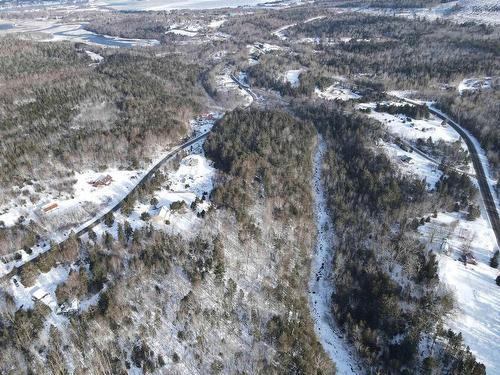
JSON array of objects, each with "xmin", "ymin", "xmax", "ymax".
[
  {"xmin": 358, "ymin": 102, "xmax": 463, "ymax": 145},
  {"xmin": 378, "ymin": 140, "xmax": 442, "ymax": 189},
  {"xmin": 315, "ymin": 84, "xmax": 361, "ymax": 101},
  {"xmin": 309, "ymin": 134, "xmax": 362, "ymax": 374},
  {"xmin": 285, "ymin": 69, "xmax": 303, "ymax": 88},
  {"xmin": 85, "ymin": 50, "xmax": 104, "ymax": 63},
  {"xmin": 458, "ymin": 77, "xmax": 493, "ymax": 95},
  {"xmin": 419, "ymin": 210, "xmax": 500, "ymax": 374},
  {"xmin": 365, "ymin": 96, "xmax": 500, "ymax": 373},
  {"xmin": 0, "ymin": 168, "xmax": 141, "ymax": 254},
  {"xmin": 166, "ymin": 28, "xmax": 199, "ymax": 37}
]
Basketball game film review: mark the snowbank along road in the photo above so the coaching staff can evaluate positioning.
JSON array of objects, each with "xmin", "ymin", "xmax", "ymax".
[{"xmin": 309, "ymin": 134, "xmax": 363, "ymax": 374}]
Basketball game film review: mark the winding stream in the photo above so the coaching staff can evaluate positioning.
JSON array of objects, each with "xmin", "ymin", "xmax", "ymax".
[{"xmin": 309, "ymin": 134, "xmax": 362, "ymax": 375}]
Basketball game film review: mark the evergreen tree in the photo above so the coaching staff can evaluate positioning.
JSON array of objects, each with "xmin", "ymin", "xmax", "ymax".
[
  {"xmin": 150, "ymin": 197, "xmax": 159, "ymax": 208},
  {"xmin": 124, "ymin": 220, "xmax": 133, "ymax": 242},
  {"xmin": 88, "ymin": 228, "xmax": 97, "ymax": 242},
  {"xmin": 467, "ymin": 205, "xmax": 480, "ymax": 221},
  {"xmin": 490, "ymin": 250, "xmax": 499, "ymax": 269},
  {"xmin": 117, "ymin": 223, "xmax": 125, "ymax": 244},
  {"xmin": 104, "ymin": 231, "xmax": 113, "ymax": 249},
  {"xmin": 104, "ymin": 212, "xmax": 115, "ymax": 228}
]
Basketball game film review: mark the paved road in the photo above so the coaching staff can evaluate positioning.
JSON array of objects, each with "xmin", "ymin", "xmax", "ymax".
[
  {"xmin": 230, "ymin": 74, "xmax": 259, "ymax": 100},
  {"xmin": 389, "ymin": 134, "xmax": 474, "ymax": 178},
  {"xmin": 404, "ymin": 100, "xmax": 500, "ymax": 248},
  {"xmin": 4, "ymin": 131, "xmax": 210, "ymax": 280}
]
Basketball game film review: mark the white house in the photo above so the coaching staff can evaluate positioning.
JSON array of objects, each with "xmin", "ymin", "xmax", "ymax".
[{"xmin": 153, "ymin": 206, "xmax": 170, "ymax": 223}]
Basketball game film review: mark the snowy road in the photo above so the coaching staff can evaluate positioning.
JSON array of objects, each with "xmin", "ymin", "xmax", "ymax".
[
  {"xmin": 309, "ymin": 134, "xmax": 363, "ymax": 374},
  {"xmin": 427, "ymin": 103, "xmax": 499, "ymax": 248},
  {"xmin": 1, "ymin": 131, "xmax": 211, "ymax": 281}
]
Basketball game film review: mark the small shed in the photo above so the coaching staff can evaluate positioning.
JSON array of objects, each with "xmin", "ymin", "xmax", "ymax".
[
  {"xmin": 400, "ymin": 155, "xmax": 412, "ymax": 163},
  {"xmin": 31, "ymin": 287, "xmax": 48, "ymax": 302},
  {"xmin": 153, "ymin": 207, "xmax": 170, "ymax": 223},
  {"xmin": 43, "ymin": 202, "xmax": 58, "ymax": 213},
  {"xmin": 90, "ymin": 175, "xmax": 113, "ymax": 187}
]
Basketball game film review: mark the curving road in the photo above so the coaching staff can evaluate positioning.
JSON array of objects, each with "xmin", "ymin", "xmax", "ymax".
[
  {"xmin": 428, "ymin": 105, "xmax": 500, "ymax": 248},
  {"xmin": 403, "ymin": 99, "xmax": 500, "ymax": 248},
  {"xmin": 3, "ymin": 131, "xmax": 210, "ymax": 280}
]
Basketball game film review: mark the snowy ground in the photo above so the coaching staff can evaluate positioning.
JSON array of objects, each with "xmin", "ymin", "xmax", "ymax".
[
  {"xmin": 367, "ymin": 95, "xmax": 500, "ymax": 373},
  {"xmin": 84, "ymin": 50, "xmax": 104, "ymax": 64},
  {"xmin": 247, "ymin": 42, "xmax": 284, "ymax": 64},
  {"xmin": 9, "ymin": 264, "xmax": 70, "ymax": 311},
  {"xmin": 0, "ymin": 114, "xmax": 220, "ymax": 278},
  {"xmin": 0, "ymin": 168, "xmax": 140, "ymax": 230},
  {"xmin": 5, "ymin": 118, "xmax": 218, "ymax": 326},
  {"xmin": 150, "ymin": 152, "xmax": 215, "ymax": 235},
  {"xmin": 208, "ymin": 18, "xmax": 226, "ymax": 29},
  {"xmin": 166, "ymin": 29, "xmax": 199, "ymax": 37},
  {"xmin": 378, "ymin": 140, "xmax": 442, "ymax": 189},
  {"xmin": 285, "ymin": 69, "xmax": 303, "ymax": 88},
  {"xmin": 386, "ymin": 94, "xmax": 499, "ymax": 214},
  {"xmin": 346, "ymin": 0, "xmax": 500, "ymax": 25},
  {"xmin": 357, "ymin": 100, "xmax": 471, "ymax": 187},
  {"xmin": 458, "ymin": 77, "xmax": 493, "ymax": 95},
  {"xmin": 315, "ymin": 84, "xmax": 361, "ymax": 101},
  {"xmin": 272, "ymin": 23, "xmax": 297, "ymax": 40},
  {"xmin": 91, "ymin": 0, "xmax": 306, "ymax": 11},
  {"xmin": 357, "ymin": 102, "xmax": 463, "ymax": 145},
  {"xmin": 429, "ymin": 105, "xmax": 500, "ymax": 214},
  {"xmin": 309, "ymin": 134, "xmax": 363, "ymax": 375},
  {"xmin": 418, "ymin": 209, "xmax": 500, "ymax": 374},
  {"xmin": 89, "ymin": 139, "xmax": 216, "ymax": 240}
]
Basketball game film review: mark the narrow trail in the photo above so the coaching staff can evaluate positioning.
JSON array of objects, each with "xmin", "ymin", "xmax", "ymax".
[{"xmin": 309, "ymin": 134, "xmax": 363, "ymax": 375}]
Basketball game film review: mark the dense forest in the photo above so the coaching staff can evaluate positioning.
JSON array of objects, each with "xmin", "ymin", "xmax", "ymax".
[
  {"xmin": 246, "ymin": 11, "xmax": 499, "ymax": 180},
  {"xmin": 0, "ymin": 37, "xmax": 208, "ymax": 257},
  {"xmin": 0, "ymin": 108, "xmax": 334, "ymax": 374},
  {"xmin": 295, "ymin": 102, "xmax": 484, "ymax": 374},
  {"xmin": 0, "ymin": 38, "xmax": 206, "ymax": 190},
  {"xmin": 0, "ymin": 3, "xmax": 497, "ymax": 374},
  {"xmin": 285, "ymin": 14, "xmax": 498, "ymax": 88}
]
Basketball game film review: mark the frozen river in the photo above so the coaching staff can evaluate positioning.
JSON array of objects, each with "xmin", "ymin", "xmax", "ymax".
[{"xmin": 0, "ymin": 20, "xmax": 159, "ymax": 48}]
